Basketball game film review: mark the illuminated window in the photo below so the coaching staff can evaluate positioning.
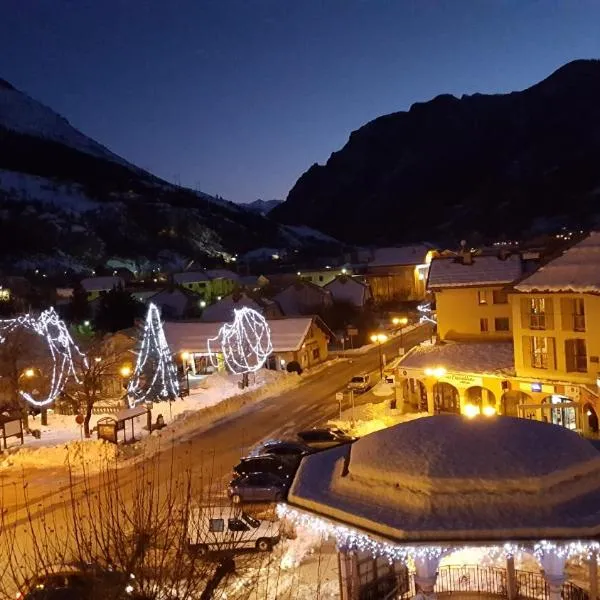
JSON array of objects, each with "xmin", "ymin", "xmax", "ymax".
[
  {"xmin": 531, "ymin": 336, "xmax": 549, "ymax": 369},
  {"xmin": 477, "ymin": 290, "xmax": 487, "ymax": 305},
  {"xmin": 529, "ymin": 298, "xmax": 546, "ymax": 329}
]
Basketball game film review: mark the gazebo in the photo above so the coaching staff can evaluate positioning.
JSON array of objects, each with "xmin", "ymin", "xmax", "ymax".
[{"xmin": 280, "ymin": 416, "xmax": 600, "ymax": 600}]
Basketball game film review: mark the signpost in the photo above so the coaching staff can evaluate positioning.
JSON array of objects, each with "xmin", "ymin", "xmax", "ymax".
[{"xmin": 336, "ymin": 392, "xmax": 343, "ymax": 420}]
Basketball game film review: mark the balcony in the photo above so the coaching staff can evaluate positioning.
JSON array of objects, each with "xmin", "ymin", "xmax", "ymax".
[
  {"xmin": 573, "ymin": 314, "xmax": 586, "ymax": 332},
  {"xmin": 529, "ymin": 314, "xmax": 546, "ymax": 330}
]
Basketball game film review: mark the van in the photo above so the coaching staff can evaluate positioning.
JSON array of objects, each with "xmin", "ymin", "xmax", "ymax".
[{"xmin": 187, "ymin": 506, "xmax": 280, "ymax": 555}]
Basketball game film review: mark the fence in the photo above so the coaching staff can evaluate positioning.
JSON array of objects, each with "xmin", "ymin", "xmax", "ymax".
[{"xmin": 402, "ymin": 565, "xmax": 590, "ymax": 600}]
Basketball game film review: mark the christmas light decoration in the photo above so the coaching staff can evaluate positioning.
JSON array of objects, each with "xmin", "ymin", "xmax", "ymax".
[
  {"xmin": 277, "ymin": 504, "xmax": 600, "ymax": 564},
  {"xmin": 0, "ymin": 308, "xmax": 86, "ymax": 407},
  {"xmin": 418, "ymin": 302, "xmax": 437, "ymax": 325},
  {"xmin": 127, "ymin": 303, "xmax": 180, "ymax": 407},
  {"xmin": 208, "ymin": 307, "xmax": 272, "ymax": 374}
]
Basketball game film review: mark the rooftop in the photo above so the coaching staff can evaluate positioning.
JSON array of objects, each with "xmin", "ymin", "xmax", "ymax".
[
  {"xmin": 516, "ymin": 232, "xmax": 600, "ymax": 293},
  {"xmin": 427, "ymin": 254, "xmax": 522, "ymax": 289},
  {"xmin": 368, "ymin": 245, "xmax": 432, "ymax": 268},
  {"xmin": 80, "ymin": 276, "xmax": 124, "ymax": 292},
  {"xmin": 288, "ymin": 415, "xmax": 600, "ymax": 543},
  {"xmin": 398, "ymin": 341, "xmax": 514, "ymax": 376}
]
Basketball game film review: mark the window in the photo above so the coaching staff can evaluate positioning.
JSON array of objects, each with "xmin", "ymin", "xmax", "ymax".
[
  {"xmin": 480, "ymin": 318, "xmax": 489, "ymax": 332},
  {"xmin": 312, "ymin": 348, "xmax": 320, "ymax": 360},
  {"xmin": 319, "ymin": 275, "xmax": 324, "ymax": 282},
  {"xmin": 228, "ymin": 519, "xmax": 250, "ymax": 532},
  {"xmin": 494, "ymin": 317, "xmax": 510, "ymax": 332},
  {"xmin": 493, "ymin": 290, "xmax": 508, "ymax": 304},
  {"xmin": 565, "ymin": 339, "xmax": 588, "ymax": 373},
  {"xmin": 529, "ymin": 298, "xmax": 546, "ymax": 329},
  {"xmin": 477, "ymin": 290, "xmax": 487, "ymax": 305},
  {"xmin": 574, "ymin": 298, "xmax": 585, "ymax": 331},
  {"xmin": 209, "ymin": 519, "xmax": 224, "ymax": 533},
  {"xmin": 531, "ymin": 336, "xmax": 549, "ymax": 369}
]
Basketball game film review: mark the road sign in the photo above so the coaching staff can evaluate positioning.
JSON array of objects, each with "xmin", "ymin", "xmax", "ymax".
[{"xmin": 335, "ymin": 392, "xmax": 344, "ymax": 402}]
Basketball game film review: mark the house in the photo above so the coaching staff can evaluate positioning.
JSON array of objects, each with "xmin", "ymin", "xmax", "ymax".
[
  {"xmin": 427, "ymin": 252, "xmax": 524, "ymax": 341},
  {"xmin": 145, "ymin": 287, "xmax": 204, "ymax": 319},
  {"xmin": 172, "ymin": 272, "xmax": 212, "ymax": 301},
  {"xmin": 324, "ymin": 275, "xmax": 372, "ymax": 308},
  {"xmin": 200, "ymin": 292, "xmax": 282, "ymax": 322},
  {"xmin": 163, "ymin": 315, "xmax": 333, "ymax": 373},
  {"xmin": 238, "ymin": 274, "xmax": 270, "ymax": 292},
  {"xmin": 274, "ymin": 281, "xmax": 332, "ymax": 316},
  {"xmin": 363, "ymin": 245, "xmax": 435, "ymax": 303},
  {"xmin": 297, "ymin": 266, "xmax": 351, "ymax": 287},
  {"xmin": 205, "ymin": 269, "xmax": 240, "ymax": 299},
  {"xmin": 80, "ymin": 276, "xmax": 124, "ymax": 301}
]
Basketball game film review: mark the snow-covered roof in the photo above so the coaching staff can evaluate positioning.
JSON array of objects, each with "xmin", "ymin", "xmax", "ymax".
[
  {"xmin": 399, "ymin": 341, "xmax": 514, "ymax": 375},
  {"xmin": 368, "ymin": 245, "xmax": 432, "ymax": 267},
  {"xmin": 274, "ymin": 281, "xmax": 332, "ymax": 316},
  {"xmin": 80, "ymin": 276, "xmax": 124, "ymax": 292},
  {"xmin": 201, "ymin": 293, "xmax": 268, "ymax": 322},
  {"xmin": 515, "ymin": 232, "xmax": 600, "ymax": 293},
  {"xmin": 428, "ymin": 254, "xmax": 522, "ymax": 289},
  {"xmin": 205, "ymin": 269, "xmax": 240, "ymax": 281},
  {"xmin": 173, "ymin": 271, "xmax": 211, "ymax": 284},
  {"xmin": 288, "ymin": 415, "xmax": 600, "ymax": 542},
  {"xmin": 324, "ymin": 276, "xmax": 371, "ymax": 306},
  {"xmin": 163, "ymin": 317, "xmax": 321, "ymax": 354}
]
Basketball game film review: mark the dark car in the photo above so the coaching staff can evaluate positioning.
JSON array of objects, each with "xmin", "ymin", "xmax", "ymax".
[
  {"xmin": 297, "ymin": 428, "xmax": 357, "ymax": 450},
  {"xmin": 232, "ymin": 455, "xmax": 291, "ymax": 480},
  {"xmin": 251, "ymin": 439, "xmax": 314, "ymax": 467},
  {"xmin": 228, "ymin": 472, "xmax": 289, "ymax": 504},
  {"xmin": 20, "ymin": 565, "xmax": 142, "ymax": 600}
]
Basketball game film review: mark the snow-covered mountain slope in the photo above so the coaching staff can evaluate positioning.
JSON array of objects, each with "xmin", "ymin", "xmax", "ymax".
[
  {"xmin": 0, "ymin": 78, "xmax": 132, "ymax": 168},
  {"xmin": 244, "ymin": 198, "xmax": 282, "ymax": 215}
]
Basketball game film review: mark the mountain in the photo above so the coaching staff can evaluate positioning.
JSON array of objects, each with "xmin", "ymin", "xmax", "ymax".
[
  {"xmin": 272, "ymin": 59, "xmax": 600, "ymax": 245},
  {"xmin": 243, "ymin": 199, "xmax": 282, "ymax": 216},
  {"xmin": 0, "ymin": 80, "xmax": 312, "ymax": 274}
]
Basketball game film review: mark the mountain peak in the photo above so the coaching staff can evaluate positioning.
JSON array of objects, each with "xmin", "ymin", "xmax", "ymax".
[{"xmin": 0, "ymin": 78, "xmax": 16, "ymax": 91}]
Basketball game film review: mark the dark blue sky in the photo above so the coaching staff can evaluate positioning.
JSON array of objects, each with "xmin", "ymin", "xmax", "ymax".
[{"xmin": 2, "ymin": 1, "xmax": 600, "ymax": 203}]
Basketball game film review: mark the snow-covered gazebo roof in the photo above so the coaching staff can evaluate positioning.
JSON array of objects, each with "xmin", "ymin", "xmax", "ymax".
[{"xmin": 285, "ymin": 416, "xmax": 600, "ymax": 549}]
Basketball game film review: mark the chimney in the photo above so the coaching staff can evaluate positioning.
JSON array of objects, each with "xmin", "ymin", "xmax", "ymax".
[{"xmin": 460, "ymin": 240, "xmax": 473, "ymax": 265}]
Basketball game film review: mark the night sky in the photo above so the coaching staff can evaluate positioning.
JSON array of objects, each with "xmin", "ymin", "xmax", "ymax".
[{"xmin": 2, "ymin": 1, "xmax": 600, "ymax": 203}]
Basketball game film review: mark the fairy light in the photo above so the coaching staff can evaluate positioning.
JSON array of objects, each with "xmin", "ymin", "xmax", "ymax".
[
  {"xmin": 418, "ymin": 302, "xmax": 437, "ymax": 325},
  {"xmin": 277, "ymin": 505, "xmax": 600, "ymax": 564},
  {"xmin": 208, "ymin": 307, "xmax": 272, "ymax": 374},
  {"xmin": 0, "ymin": 308, "xmax": 86, "ymax": 407},
  {"xmin": 127, "ymin": 303, "xmax": 179, "ymax": 407}
]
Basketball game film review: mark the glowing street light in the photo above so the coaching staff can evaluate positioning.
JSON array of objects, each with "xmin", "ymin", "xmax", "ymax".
[
  {"xmin": 482, "ymin": 405, "xmax": 497, "ymax": 417},
  {"xmin": 23, "ymin": 368, "xmax": 35, "ymax": 378},
  {"xmin": 181, "ymin": 351, "xmax": 191, "ymax": 361},
  {"xmin": 464, "ymin": 403, "xmax": 480, "ymax": 419},
  {"xmin": 120, "ymin": 365, "xmax": 132, "ymax": 378},
  {"xmin": 392, "ymin": 317, "xmax": 409, "ymax": 353},
  {"xmin": 370, "ymin": 333, "xmax": 388, "ymax": 379}
]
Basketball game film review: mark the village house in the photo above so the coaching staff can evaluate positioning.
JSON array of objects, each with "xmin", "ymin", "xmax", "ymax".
[
  {"xmin": 200, "ymin": 291, "xmax": 282, "ymax": 322},
  {"xmin": 324, "ymin": 274, "xmax": 372, "ymax": 308},
  {"xmin": 80, "ymin": 276, "xmax": 124, "ymax": 301},
  {"xmin": 297, "ymin": 266, "xmax": 352, "ymax": 287},
  {"xmin": 163, "ymin": 315, "xmax": 333, "ymax": 374},
  {"xmin": 274, "ymin": 280, "xmax": 333, "ymax": 316},
  {"xmin": 172, "ymin": 269, "xmax": 239, "ymax": 304}
]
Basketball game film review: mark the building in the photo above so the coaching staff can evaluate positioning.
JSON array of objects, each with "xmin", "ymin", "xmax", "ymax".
[
  {"xmin": 298, "ymin": 266, "xmax": 351, "ymax": 287},
  {"xmin": 80, "ymin": 276, "xmax": 124, "ymax": 301},
  {"xmin": 283, "ymin": 415, "xmax": 600, "ymax": 600},
  {"xmin": 145, "ymin": 287, "xmax": 204, "ymax": 319},
  {"xmin": 172, "ymin": 269, "xmax": 239, "ymax": 304},
  {"xmin": 363, "ymin": 245, "xmax": 435, "ymax": 303},
  {"xmin": 163, "ymin": 316, "xmax": 333, "ymax": 374},
  {"xmin": 324, "ymin": 275, "xmax": 372, "ymax": 308},
  {"xmin": 274, "ymin": 281, "xmax": 333, "ymax": 316},
  {"xmin": 200, "ymin": 292, "xmax": 282, "ymax": 322},
  {"xmin": 427, "ymin": 252, "xmax": 523, "ymax": 341}
]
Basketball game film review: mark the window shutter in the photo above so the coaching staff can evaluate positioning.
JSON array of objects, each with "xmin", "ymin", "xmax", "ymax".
[
  {"xmin": 548, "ymin": 337, "xmax": 557, "ymax": 370},
  {"xmin": 565, "ymin": 339, "xmax": 575, "ymax": 372},
  {"xmin": 560, "ymin": 298, "xmax": 572, "ymax": 331},
  {"xmin": 545, "ymin": 298, "xmax": 554, "ymax": 330},
  {"xmin": 520, "ymin": 298, "xmax": 530, "ymax": 329},
  {"xmin": 522, "ymin": 336, "xmax": 532, "ymax": 368}
]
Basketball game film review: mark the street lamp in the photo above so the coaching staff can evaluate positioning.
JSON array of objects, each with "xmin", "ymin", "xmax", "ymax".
[
  {"xmin": 370, "ymin": 333, "xmax": 388, "ymax": 379},
  {"xmin": 181, "ymin": 352, "xmax": 191, "ymax": 394},
  {"xmin": 392, "ymin": 317, "xmax": 409, "ymax": 354},
  {"xmin": 23, "ymin": 368, "xmax": 35, "ymax": 379},
  {"xmin": 119, "ymin": 365, "xmax": 132, "ymax": 378}
]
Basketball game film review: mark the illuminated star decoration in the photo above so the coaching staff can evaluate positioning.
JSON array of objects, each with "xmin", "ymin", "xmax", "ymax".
[
  {"xmin": 127, "ymin": 303, "xmax": 180, "ymax": 407},
  {"xmin": 417, "ymin": 302, "xmax": 437, "ymax": 325},
  {"xmin": 208, "ymin": 307, "xmax": 272, "ymax": 374},
  {"xmin": 0, "ymin": 308, "xmax": 86, "ymax": 407}
]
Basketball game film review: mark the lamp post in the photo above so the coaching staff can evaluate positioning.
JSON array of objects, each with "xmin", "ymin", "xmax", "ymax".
[
  {"xmin": 392, "ymin": 317, "xmax": 409, "ymax": 354},
  {"xmin": 181, "ymin": 352, "xmax": 191, "ymax": 395},
  {"xmin": 19, "ymin": 367, "xmax": 47, "ymax": 425},
  {"xmin": 370, "ymin": 333, "xmax": 388, "ymax": 380}
]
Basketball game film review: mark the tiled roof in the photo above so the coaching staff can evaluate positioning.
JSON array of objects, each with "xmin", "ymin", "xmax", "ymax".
[
  {"xmin": 515, "ymin": 232, "xmax": 600, "ymax": 293},
  {"xmin": 368, "ymin": 245, "xmax": 432, "ymax": 267},
  {"xmin": 427, "ymin": 254, "xmax": 522, "ymax": 289}
]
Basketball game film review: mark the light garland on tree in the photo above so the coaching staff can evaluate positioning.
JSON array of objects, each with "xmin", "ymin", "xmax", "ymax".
[
  {"xmin": 417, "ymin": 302, "xmax": 437, "ymax": 325},
  {"xmin": 277, "ymin": 504, "xmax": 600, "ymax": 563},
  {"xmin": 0, "ymin": 308, "xmax": 86, "ymax": 407},
  {"xmin": 127, "ymin": 303, "xmax": 180, "ymax": 407},
  {"xmin": 208, "ymin": 307, "xmax": 272, "ymax": 374}
]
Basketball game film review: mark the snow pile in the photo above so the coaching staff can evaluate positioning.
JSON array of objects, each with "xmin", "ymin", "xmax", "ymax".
[{"xmin": 280, "ymin": 525, "xmax": 325, "ymax": 570}]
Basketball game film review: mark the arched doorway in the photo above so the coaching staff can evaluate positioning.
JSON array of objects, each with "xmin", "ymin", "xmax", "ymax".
[
  {"xmin": 501, "ymin": 391, "xmax": 531, "ymax": 417},
  {"xmin": 584, "ymin": 403, "xmax": 598, "ymax": 435},
  {"xmin": 433, "ymin": 382, "xmax": 460, "ymax": 414},
  {"xmin": 541, "ymin": 395, "xmax": 577, "ymax": 430},
  {"xmin": 465, "ymin": 386, "xmax": 496, "ymax": 409}
]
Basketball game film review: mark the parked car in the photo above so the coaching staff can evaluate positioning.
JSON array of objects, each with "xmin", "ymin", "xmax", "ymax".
[
  {"xmin": 228, "ymin": 472, "xmax": 289, "ymax": 504},
  {"xmin": 347, "ymin": 373, "xmax": 371, "ymax": 393},
  {"xmin": 187, "ymin": 506, "xmax": 280, "ymax": 555},
  {"xmin": 250, "ymin": 439, "xmax": 314, "ymax": 467},
  {"xmin": 297, "ymin": 428, "xmax": 357, "ymax": 450},
  {"xmin": 232, "ymin": 455, "xmax": 291, "ymax": 480},
  {"xmin": 19, "ymin": 564, "xmax": 141, "ymax": 600}
]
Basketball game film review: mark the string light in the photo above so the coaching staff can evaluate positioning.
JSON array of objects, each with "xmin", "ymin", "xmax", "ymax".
[
  {"xmin": 0, "ymin": 308, "xmax": 86, "ymax": 407},
  {"xmin": 417, "ymin": 302, "xmax": 437, "ymax": 325},
  {"xmin": 277, "ymin": 505, "xmax": 600, "ymax": 564},
  {"xmin": 208, "ymin": 307, "xmax": 272, "ymax": 374},
  {"xmin": 127, "ymin": 303, "xmax": 180, "ymax": 407}
]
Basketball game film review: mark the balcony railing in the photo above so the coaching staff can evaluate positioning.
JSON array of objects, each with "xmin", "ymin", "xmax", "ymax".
[{"xmin": 529, "ymin": 313, "xmax": 546, "ymax": 330}]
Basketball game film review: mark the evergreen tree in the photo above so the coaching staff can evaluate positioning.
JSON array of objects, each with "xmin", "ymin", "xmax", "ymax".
[
  {"xmin": 65, "ymin": 282, "xmax": 90, "ymax": 324},
  {"xmin": 127, "ymin": 303, "xmax": 180, "ymax": 405},
  {"xmin": 93, "ymin": 285, "xmax": 143, "ymax": 333}
]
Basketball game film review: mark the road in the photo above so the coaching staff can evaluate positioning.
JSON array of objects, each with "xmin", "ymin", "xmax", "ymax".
[{"xmin": 2, "ymin": 323, "xmax": 432, "ymax": 520}]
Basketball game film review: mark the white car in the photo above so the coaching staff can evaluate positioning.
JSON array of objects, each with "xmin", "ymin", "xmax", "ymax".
[
  {"xmin": 187, "ymin": 506, "xmax": 280, "ymax": 555},
  {"xmin": 347, "ymin": 373, "xmax": 371, "ymax": 393}
]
